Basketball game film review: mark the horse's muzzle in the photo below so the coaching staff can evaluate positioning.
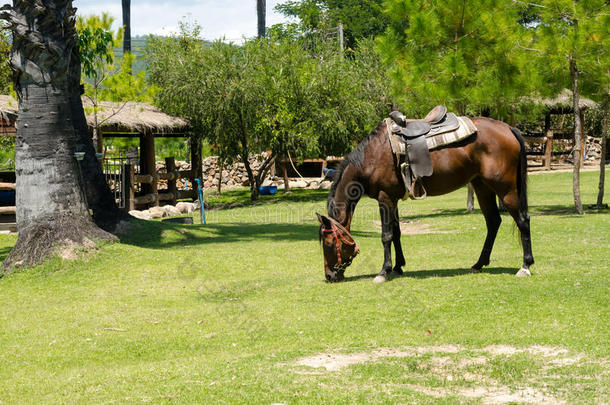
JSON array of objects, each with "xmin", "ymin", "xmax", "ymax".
[{"xmin": 326, "ymin": 270, "xmax": 345, "ymax": 282}]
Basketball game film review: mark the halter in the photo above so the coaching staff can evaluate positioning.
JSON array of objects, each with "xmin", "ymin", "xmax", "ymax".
[{"xmin": 322, "ymin": 221, "xmax": 357, "ymax": 271}]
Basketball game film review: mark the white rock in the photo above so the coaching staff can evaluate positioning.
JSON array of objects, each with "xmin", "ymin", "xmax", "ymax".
[
  {"xmin": 161, "ymin": 205, "xmax": 181, "ymax": 217},
  {"xmin": 319, "ymin": 180, "xmax": 332, "ymax": 190},
  {"xmin": 129, "ymin": 210, "xmax": 152, "ymax": 220},
  {"xmin": 149, "ymin": 206, "xmax": 164, "ymax": 218},
  {"xmin": 176, "ymin": 202, "xmax": 196, "ymax": 214},
  {"xmin": 289, "ymin": 180, "xmax": 308, "ymax": 188}
]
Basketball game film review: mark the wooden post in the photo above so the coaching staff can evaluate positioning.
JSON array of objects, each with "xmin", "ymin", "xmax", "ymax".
[
  {"xmin": 165, "ymin": 156, "xmax": 177, "ymax": 205},
  {"xmin": 580, "ymin": 110, "xmax": 586, "ymax": 167},
  {"xmin": 338, "ymin": 23, "xmax": 344, "ymax": 55},
  {"xmin": 190, "ymin": 135, "xmax": 203, "ymax": 187},
  {"xmin": 139, "ymin": 132, "xmax": 157, "ymax": 206},
  {"xmin": 283, "ymin": 158, "xmax": 290, "ymax": 193},
  {"xmin": 466, "ymin": 183, "xmax": 475, "ymax": 212},
  {"xmin": 543, "ymin": 113, "xmax": 552, "ymax": 169},
  {"xmin": 544, "ymin": 131, "xmax": 553, "ymax": 169},
  {"xmin": 123, "ymin": 163, "xmax": 135, "ymax": 211},
  {"xmin": 217, "ymin": 160, "xmax": 222, "ymax": 195}
]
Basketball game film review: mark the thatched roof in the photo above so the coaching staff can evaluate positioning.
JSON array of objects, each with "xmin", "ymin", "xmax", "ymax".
[
  {"xmin": 81, "ymin": 99, "xmax": 189, "ymax": 134},
  {"xmin": 0, "ymin": 95, "xmax": 189, "ymax": 134},
  {"xmin": 535, "ymin": 89, "xmax": 598, "ymax": 112},
  {"xmin": 0, "ymin": 94, "xmax": 18, "ymax": 121}
]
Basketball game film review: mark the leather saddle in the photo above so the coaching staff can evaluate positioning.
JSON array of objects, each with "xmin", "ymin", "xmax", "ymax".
[
  {"xmin": 388, "ymin": 105, "xmax": 458, "ymax": 200},
  {"xmin": 390, "ymin": 106, "xmax": 459, "ymax": 139}
]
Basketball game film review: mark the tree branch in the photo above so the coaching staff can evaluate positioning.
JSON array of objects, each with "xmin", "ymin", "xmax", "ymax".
[
  {"xmin": 591, "ymin": 1, "xmax": 610, "ymax": 13},
  {"xmin": 97, "ymin": 100, "xmax": 129, "ymax": 126},
  {"xmin": 517, "ymin": 43, "xmax": 542, "ymax": 52},
  {"xmin": 511, "ymin": 0, "xmax": 545, "ymax": 8}
]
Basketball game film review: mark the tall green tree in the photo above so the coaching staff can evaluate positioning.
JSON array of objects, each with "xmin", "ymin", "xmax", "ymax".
[
  {"xmin": 76, "ymin": 13, "xmax": 121, "ymax": 152},
  {"xmin": 0, "ymin": 28, "xmax": 14, "ymax": 167},
  {"xmin": 377, "ymin": 0, "xmax": 532, "ymax": 211},
  {"xmin": 583, "ymin": 25, "xmax": 609, "ymax": 209},
  {"xmin": 145, "ymin": 24, "xmax": 389, "ymax": 200},
  {"xmin": 1, "ymin": 0, "xmax": 115, "ymax": 272},
  {"xmin": 377, "ymin": 0, "xmax": 532, "ymax": 119},
  {"xmin": 275, "ymin": 0, "xmax": 386, "ymax": 49},
  {"xmin": 0, "ymin": 27, "xmax": 11, "ymax": 94},
  {"xmin": 535, "ymin": 0, "xmax": 609, "ymax": 214}
]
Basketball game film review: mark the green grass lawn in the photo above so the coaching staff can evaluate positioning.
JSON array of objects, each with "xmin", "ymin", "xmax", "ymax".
[{"xmin": 0, "ymin": 170, "xmax": 608, "ymax": 404}]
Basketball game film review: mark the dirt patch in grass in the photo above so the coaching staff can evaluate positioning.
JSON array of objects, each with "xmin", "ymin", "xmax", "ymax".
[
  {"xmin": 58, "ymin": 237, "xmax": 97, "ymax": 260},
  {"xmin": 373, "ymin": 220, "xmax": 456, "ymax": 235},
  {"xmin": 295, "ymin": 345, "xmax": 462, "ymax": 371},
  {"xmin": 293, "ymin": 345, "xmax": 603, "ymax": 404}
]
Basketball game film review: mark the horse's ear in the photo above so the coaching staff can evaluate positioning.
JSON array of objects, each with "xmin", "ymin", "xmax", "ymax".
[{"xmin": 316, "ymin": 213, "xmax": 332, "ymax": 229}]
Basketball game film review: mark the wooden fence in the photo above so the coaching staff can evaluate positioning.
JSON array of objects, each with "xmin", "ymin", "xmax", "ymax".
[
  {"xmin": 123, "ymin": 156, "xmax": 197, "ymax": 211},
  {"xmin": 0, "ymin": 181, "xmax": 16, "ymax": 232},
  {"xmin": 524, "ymin": 131, "xmax": 584, "ymax": 169}
]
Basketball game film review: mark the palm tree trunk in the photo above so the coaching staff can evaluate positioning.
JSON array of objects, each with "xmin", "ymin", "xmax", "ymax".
[
  {"xmin": 122, "ymin": 0, "xmax": 131, "ymax": 53},
  {"xmin": 2, "ymin": 0, "xmax": 115, "ymax": 272},
  {"xmin": 257, "ymin": 0, "xmax": 266, "ymax": 38},
  {"xmin": 122, "ymin": 0, "xmax": 131, "ymax": 73}
]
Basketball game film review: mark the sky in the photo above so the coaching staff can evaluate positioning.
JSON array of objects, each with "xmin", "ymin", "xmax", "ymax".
[{"xmin": 74, "ymin": 0, "xmax": 293, "ymax": 43}]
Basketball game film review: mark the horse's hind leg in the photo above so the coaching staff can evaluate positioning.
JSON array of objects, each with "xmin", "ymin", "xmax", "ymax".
[
  {"xmin": 471, "ymin": 178, "xmax": 502, "ymax": 273},
  {"xmin": 501, "ymin": 189, "xmax": 534, "ymax": 276},
  {"xmin": 392, "ymin": 206, "xmax": 405, "ymax": 275}
]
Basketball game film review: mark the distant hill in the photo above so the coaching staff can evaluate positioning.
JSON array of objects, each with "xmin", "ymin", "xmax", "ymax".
[{"xmin": 113, "ymin": 36, "xmax": 149, "ymax": 74}]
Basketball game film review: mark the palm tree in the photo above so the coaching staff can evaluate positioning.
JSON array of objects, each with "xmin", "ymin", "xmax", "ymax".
[
  {"xmin": 122, "ymin": 0, "xmax": 131, "ymax": 73},
  {"xmin": 122, "ymin": 0, "xmax": 131, "ymax": 53},
  {"xmin": 257, "ymin": 0, "xmax": 266, "ymax": 38},
  {"xmin": 2, "ymin": 0, "xmax": 115, "ymax": 272}
]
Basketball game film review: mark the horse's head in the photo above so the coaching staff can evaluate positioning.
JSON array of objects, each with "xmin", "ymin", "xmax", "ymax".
[{"xmin": 317, "ymin": 213, "xmax": 359, "ymax": 282}]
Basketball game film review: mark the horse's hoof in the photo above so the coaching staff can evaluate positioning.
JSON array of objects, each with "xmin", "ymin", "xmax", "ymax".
[
  {"xmin": 373, "ymin": 275, "xmax": 387, "ymax": 283},
  {"xmin": 515, "ymin": 268, "xmax": 531, "ymax": 277},
  {"xmin": 392, "ymin": 267, "xmax": 404, "ymax": 275},
  {"xmin": 469, "ymin": 267, "xmax": 482, "ymax": 274}
]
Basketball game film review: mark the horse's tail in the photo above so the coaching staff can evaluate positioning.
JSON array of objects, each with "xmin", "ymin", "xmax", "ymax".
[{"xmin": 510, "ymin": 127, "xmax": 529, "ymax": 219}]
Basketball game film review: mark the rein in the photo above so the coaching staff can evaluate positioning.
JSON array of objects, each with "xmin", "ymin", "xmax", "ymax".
[{"xmin": 322, "ymin": 221, "xmax": 357, "ymax": 270}]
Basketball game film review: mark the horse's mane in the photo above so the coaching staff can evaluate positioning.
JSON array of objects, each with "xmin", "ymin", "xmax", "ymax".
[{"xmin": 327, "ymin": 120, "xmax": 387, "ymax": 210}]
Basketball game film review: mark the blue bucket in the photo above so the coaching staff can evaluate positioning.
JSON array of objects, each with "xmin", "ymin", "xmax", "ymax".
[{"xmin": 259, "ymin": 185, "xmax": 277, "ymax": 196}]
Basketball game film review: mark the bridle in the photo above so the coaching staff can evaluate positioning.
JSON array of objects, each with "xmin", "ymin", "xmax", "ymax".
[{"xmin": 322, "ymin": 221, "xmax": 358, "ymax": 271}]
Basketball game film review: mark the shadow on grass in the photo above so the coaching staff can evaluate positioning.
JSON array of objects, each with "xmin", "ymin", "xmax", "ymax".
[
  {"xmin": 120, "ymin": 218, "xmax": 320, "ymax": 250},
  {"xmin": 342, "ymin": 267, "xmax": 515, "ymax": 282},
  {"xmin": 403, "ymin": 204, "xmax": 609, "ymax": 220},
  {"xmin": 402, "ymin": 266, "xmax": 516, "ymax": 278},
  {"xmin": 399, "ymin": 208, "xmax": 472, "ymax": 220},
  {"xmin": 206, "ymin": 188, "xmax": 328, "ymax": 209},
  {"xmin": 530, "ymin": 204, "xmax": 608, "ymax": 216}
]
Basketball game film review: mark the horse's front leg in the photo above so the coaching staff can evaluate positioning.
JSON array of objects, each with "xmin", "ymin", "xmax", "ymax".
[
  {"xmin": 392, "ymin": 206, "xmax": 405, "ymax": 275},
  {"xmin": 375, "ymin": 193, "xmax": 396, "ymax": 283}
]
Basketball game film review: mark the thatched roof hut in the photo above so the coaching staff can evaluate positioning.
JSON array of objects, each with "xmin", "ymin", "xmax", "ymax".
[
  {"xmin": 535, "ymin": 89, "xmax": 598, "ymax": 113},
  {"xmin": 0, "ymin": 95, "xmax": 189, "ymax": 136},
  {"xmin": 82, "ymin": 99, "xmax": 189, "ymax": 135}
]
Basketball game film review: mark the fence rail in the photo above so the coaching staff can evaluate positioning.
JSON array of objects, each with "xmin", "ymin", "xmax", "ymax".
[
  {"xmin": 121, "ymin": 156, "xmax": 197, "ymax": 212},
  {"xmin": 0, "ymin": 179, "xmax": 16, "ymax": 232},
  {"xmin": 103, "ymin": 153, "xmax": 130, "ymax": 209}
]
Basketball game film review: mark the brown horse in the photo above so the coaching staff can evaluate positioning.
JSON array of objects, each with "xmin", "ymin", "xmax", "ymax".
[{"xmin": 317, "ymin": 116, "xmax": 533, "ymax": 283}]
